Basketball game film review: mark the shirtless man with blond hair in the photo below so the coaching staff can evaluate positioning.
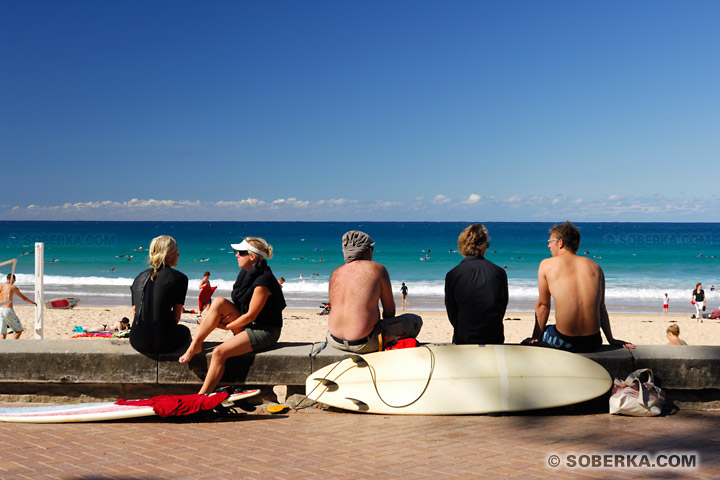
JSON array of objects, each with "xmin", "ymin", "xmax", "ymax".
[
  {"xmin": 327, "ymin": 231, "xmax": 422, "ymax": 353},
  {"xmin": 524, "ymin": 221, "xmax": 634, "ymax": 352},
  {"xmin": 1, "ymin": 274, "xmax": 37, "ymax": 339}
]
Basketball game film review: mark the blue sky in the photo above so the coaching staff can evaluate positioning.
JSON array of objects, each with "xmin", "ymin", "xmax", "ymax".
[{"xmin": 1, "ymin": 0, "xmax": 718, "ymax": 221}]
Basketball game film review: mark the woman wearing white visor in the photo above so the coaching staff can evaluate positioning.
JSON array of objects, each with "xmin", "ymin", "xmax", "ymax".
[{"xmin": 179, "ymin": 237, "xmax": 286, "ymax": 395}]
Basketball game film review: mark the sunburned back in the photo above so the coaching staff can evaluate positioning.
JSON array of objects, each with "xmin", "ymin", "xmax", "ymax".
[
  {"xmin": 328, "ymin": 260, "xmax": 389, "ymax": 340},
  {"xmin": 543, "ymin": 254, "xmax": 603, "ymax": 336}
]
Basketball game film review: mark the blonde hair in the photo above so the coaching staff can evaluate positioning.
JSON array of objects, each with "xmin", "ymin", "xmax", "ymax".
[
  {"xmin": 245, "ymin": 237, "xmax": 273, "ymax": 259},
  {"xmin": 457, "ymin": 224, "xmax": 490, "ymax": 257},
  {"xmin": 148, "ymin": 235, "xmax": 178, "ymax": 281},
  {"xmin": 666, "ymin": 324, "xmax": 680, "ymax": 336}
]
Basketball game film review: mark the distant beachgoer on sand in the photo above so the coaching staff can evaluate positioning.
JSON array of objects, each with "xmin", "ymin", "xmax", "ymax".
[
  {"xmin": 278, "ymin": 277, "xmax": 285, "ymax": 288},
  {"xmin": 692, "ymin": 283, "xmax": 706, "ymax": 322},
  {"xmin": 666, "ymin": 324, "xmax": 687, "ymax": 345},
  {"xmin": 179, "ymin": 237, "xmax": 285, "ymax": 395},
  {"xmin": 84, "ymin": 317, "xmax": 130, "ymax": 333},
  {"xmin": 445, "ymin": 224, "xmax": 508, "ymax": 345},
  {"xmin": 663, "ymin": 293, "xmax": 669, "ymax": 314},
  {"xmin": 400, "ymin": 282, "xmax": 408, "ymax": 311},
  {"xmin": 0, "ymin": 274, "xmax": 36, "ymax": 339},
  {"xmin": 199, "ymin": 272, "xmax": 210, "ymax": 290},
  {"xmin": 326, "ymin": 231, "xmax": 422, "ymax": 353},
  {"xmin": 522, "ymin": 221, "xmax": 634, "ymax": 352},
  {"xmin": 129, "ymin": 235, "xmax": 191, "ymax": 355},
  {"xmin": 197, "ymin": 271, "xmax": 216, "ymax": 314}
]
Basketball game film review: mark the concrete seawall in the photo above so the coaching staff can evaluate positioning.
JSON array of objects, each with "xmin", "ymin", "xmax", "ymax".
[{"xmin": 1, "ymin": 340, "xmax": 719, "ymax": 410}]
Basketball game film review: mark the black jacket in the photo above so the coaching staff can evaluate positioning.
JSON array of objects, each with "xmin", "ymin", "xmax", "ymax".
[{"xmin": 444, "ymin": 255, "xmax": 508, "ymax": 344}]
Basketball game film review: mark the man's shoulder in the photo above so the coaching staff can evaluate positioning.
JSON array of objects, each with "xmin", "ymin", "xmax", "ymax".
[
  {"xmin": 332, "ymin": 260, "xmax": 388, "ymax": 281},
  {"xmin": 538, "ymin": 256, "xmax": 557, "ymax": 270},
  {"xmin": 340, "ymin": 259, "xmax": 387, "ymax": 271}
]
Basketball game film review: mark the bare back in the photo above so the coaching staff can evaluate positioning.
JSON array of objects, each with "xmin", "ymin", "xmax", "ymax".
[
  {"xmin": 539, "ymin": 254, "xmax": 604, "ymax": 336},
  {"xmin": 328, "ymin": 260, "xmax": 395, "ymax": 340},
  {"xmin": 0, "ymin": 282, "xmax": 14, "ymax": 307}
]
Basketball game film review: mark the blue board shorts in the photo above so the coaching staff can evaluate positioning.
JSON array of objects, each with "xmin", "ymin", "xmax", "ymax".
[
  {"xmin": 541, "ymin": 324, "xmax": 602, "ymax": 353},
  {"xmin": 0, "ymin": 307, "xmax": 23, "ymax": 334}
]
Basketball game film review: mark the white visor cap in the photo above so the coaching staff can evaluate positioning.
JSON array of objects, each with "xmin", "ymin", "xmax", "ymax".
[{"xmin": 230, "ymin": 239, "xmax": 268, "ymax": 258}]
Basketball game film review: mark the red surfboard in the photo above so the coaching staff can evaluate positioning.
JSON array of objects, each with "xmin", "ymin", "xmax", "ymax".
[
  {"xmin": 198, "ymin": 285, "xmax": 217, "ymax": 311},
  {"xmin": 45, "ymin": 298, "xmax": 82, "ymax": 309}
]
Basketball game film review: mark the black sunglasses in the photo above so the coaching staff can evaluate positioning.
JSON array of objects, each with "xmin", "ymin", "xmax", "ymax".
[{"xmin": 234, "ymin": 249, "xmax": 250, "ymax": 257}]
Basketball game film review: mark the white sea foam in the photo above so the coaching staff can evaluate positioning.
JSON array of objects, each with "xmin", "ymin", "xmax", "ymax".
[{"xmin": 9, "ymin": 273, "xmax": 719, "ymax": 313}]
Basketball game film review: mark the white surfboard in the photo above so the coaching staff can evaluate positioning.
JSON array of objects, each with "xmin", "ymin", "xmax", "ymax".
[
  {"xmin": 44, "ymin": 297, "xmax": 82, "ymax": 309},
  {"xmin": 0, "ymin": 389, "xmax": 260, "ymax": 424},
  {"xmin": 306, "ymin": 345, "xmax": 611, "ymax": 415}
]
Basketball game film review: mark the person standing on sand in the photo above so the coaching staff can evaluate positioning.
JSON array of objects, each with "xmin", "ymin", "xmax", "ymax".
[
  {"xmin": 400, "ymin": 282, "xmax": 408, "ymax": 311},
  {"xmin": 0, "ymin": 274, "xmax": 36, "ymax": 339},
  {"xmin": 197, "ymin": 271, "xmax": 216, "ymax": 314},
  {"xmin": 663, "ymin": 293, "xmax": 669, "ymax": 314},
  {"xmin": 692, "ymin": 283, "xmax": 706, "ymax": 322},
  {"xmin": 522, "ymin": 221, "xmax": 634, "ymax": 352}
]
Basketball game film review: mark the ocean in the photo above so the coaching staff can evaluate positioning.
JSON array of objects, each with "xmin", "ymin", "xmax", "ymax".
[{"xmin": 2, "ymin": 221, "xmax": 719, "ymax": 314}]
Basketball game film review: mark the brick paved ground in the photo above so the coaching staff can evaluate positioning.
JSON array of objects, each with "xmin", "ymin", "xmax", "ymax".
[{"xmin": 0, "ymin": 404, "xmax": 718, "ymax": 479}]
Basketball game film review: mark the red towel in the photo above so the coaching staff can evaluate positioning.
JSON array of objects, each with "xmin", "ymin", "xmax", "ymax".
[
  {"xmin": 116, "ymin": 392, "xmax": 230, "ymax": 417},
  {"xmin": 385, "ymin": 338, "xmax": 418, "ymax": 350}
]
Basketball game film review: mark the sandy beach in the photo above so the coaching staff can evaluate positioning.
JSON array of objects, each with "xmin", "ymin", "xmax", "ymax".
[{"xmin": 5, "ymin": 305, "xmax": 718, "ymax": 346}]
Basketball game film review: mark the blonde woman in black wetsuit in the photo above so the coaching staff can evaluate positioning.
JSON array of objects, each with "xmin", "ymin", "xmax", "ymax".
[{"xmin": 129, "ymin": 235, "xmax": 191, "ymax": 354}]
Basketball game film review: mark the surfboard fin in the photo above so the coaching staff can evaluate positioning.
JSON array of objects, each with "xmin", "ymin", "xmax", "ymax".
[
  {"xmin": 343, "ymin": 354, "xmax": 368, "ymax": 367},
  {"xmin": 312, "ymin": 378, "xmax": 339, "ymax": 392},
  {"xmin": 345, "ymin": 397, "xmax": 369, "ymax": 411}
]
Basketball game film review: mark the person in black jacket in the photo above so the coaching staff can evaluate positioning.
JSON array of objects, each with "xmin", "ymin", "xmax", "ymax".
[
  {"xmin": 444, "ymin": 224, "xmax": 508, "ymax": 344},
  {"xmin": 179, "ymin": 237, "xmax": 285, "ymax": 395},
  {"xmin": 130, "ymin": 235, "xmax": 191, "ymax": 354}
]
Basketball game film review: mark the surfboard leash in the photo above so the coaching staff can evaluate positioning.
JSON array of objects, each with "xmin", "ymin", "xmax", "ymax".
[
  {"xmin": 366, "ymin": 345, "xmax": 436, "ymax": 409},
  {"xmin": 293, "ymin": 360, "xmax": 358, "ymax": 411},
  {"xmin": 296, "ymin": 346, "xmax": 436, "ymax": 411}
]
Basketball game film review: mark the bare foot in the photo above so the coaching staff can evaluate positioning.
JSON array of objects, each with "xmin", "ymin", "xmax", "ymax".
[{"xmin": 179, "ymin": 344, "xmax": 202, "ymax": 364}]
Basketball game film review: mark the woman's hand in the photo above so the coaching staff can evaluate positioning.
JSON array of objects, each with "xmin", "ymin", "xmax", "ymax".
[{"xmin": 223, "ymin": 286, "xmax": 271, "ymax": 331}]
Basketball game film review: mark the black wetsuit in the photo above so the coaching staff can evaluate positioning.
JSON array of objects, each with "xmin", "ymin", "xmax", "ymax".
[
  {"xmin": 231, "ymin": 260, "xmax": 286, "ymax": 330},
  {"xmin": 444, "ymin": 255, "xmax": 508, "ymax": 344},
  {"xmin": 130, "ymin": 266, "xmax": 191, "ymax": 354}
]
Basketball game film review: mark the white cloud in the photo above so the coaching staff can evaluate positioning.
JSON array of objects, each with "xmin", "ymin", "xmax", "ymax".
[
  {"xmin": 461, "ymin": 194, "xmax": 482, "ymax": 205},
  {"xmin": 431, "ymin": 194, "xmax": 451, "ymax": 205},
  {"xmin": 3, "ymin": 193, "xmax": 719, "ymax": 222}
]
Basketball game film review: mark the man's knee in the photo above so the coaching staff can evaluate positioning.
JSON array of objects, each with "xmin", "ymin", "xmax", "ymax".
[{"xmin": 383, "ymin": 313, "xmax": 423, "ymax": 338}]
